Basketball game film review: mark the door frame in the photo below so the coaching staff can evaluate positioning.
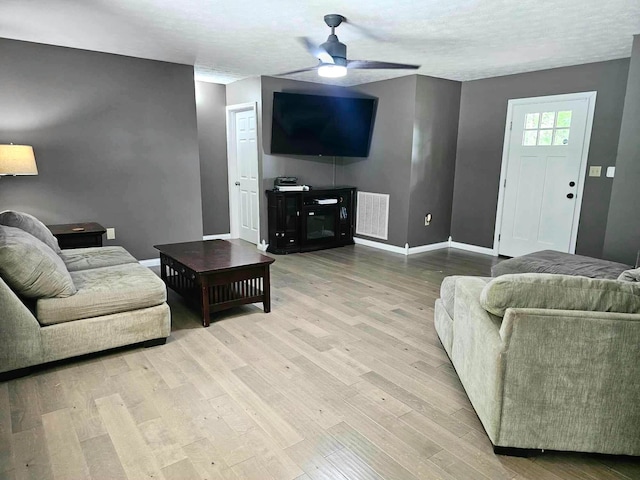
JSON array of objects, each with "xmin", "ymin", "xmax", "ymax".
[
  {"xmin": 493, "ymin": 91, "xmax": 597, "ymax": 256},
  {"xmin": 226, "ymin": 102, "xmax": 260, "ymax": 242}
]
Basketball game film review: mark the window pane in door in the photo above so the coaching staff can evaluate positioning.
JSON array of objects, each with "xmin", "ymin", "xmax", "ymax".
[
  {"xmin": 556, "ymin": 111, "xmax": 572, "ymax": 127},
  {"xmin": 525, "ymin": 113, "xmax": 540, "ymax": 129},
  {"xmin": 553, "ymin": 128, "xmax": 570, "ymax": 145},
  {"xmin": 538, "ymin": 129, "xmax": 553, "ymax": 145},
  {"xmin": 540, "ymin": 112, "xmax": 555, "ymax": 129},
  {"xmin": 523, "ymin": 130, "xmax": 538, "ymax": 146}
]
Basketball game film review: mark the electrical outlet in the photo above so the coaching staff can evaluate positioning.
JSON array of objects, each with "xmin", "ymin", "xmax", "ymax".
[
  {"xmin": 106, "ymin": 227, "xmax": 116, "ymax": 240},
  {"xmin": 589, "ymin": 166, "xmax": 602, "ymax": 177}
]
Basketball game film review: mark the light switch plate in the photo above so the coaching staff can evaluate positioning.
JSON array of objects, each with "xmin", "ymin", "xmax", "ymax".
[
  {"xmin": 589, "ymin": 166, "xmax": 602, "ymax": 177},
  {"xmin": 106, "ymin": 228, "xmax": 116, "ymax": 240},
  {"xmin": 606, "ymin": 166, "xmax": 615, "ymax": 178}
]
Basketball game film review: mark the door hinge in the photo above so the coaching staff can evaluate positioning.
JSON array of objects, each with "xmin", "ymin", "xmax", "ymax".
[
  {"xmin": 509, "ymin": 121, "xmax": 512, "ymax": 131},
  {"xmin": 498, "ymin": 234, "xmax": 501, "ymax": 241},
  {"xmin": 504, "ymin": 179, "xmax": 506, "ymax": 188}
]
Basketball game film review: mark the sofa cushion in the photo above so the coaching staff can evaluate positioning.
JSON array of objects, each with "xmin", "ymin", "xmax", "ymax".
[
  {"xmin": 480, "ymin": 273, "xmax": 640, "ymax": 317},
  {"xmin": 618, "ymin": 268, "xmax": 640, "ymax": 282},
  {"xmin": 0, "ymin": 210, "xmax": 61, "ymax": 254},
  {"xmin": 491, "ymin": 250, "xmax": 631, "ymax": 280},
  {"xmin": 0, "ymin": 225, "xmax": 76, "ymax": 298},
  {"xmin": 36, "ymin": 263, "xmax": 167, "ymax": 325},
  {"xmin": 60, "ymin": 246, "xmax": 138, "ymax": 272}
]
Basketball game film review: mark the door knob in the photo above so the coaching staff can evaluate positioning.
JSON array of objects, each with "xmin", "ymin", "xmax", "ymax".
[
  {"xmin": 235, "ymin": 181, "xmax": 240, "ymax": 186},
  {"xmin": 567, "ymin": 193, "xmax": 574, "ymax": 199}
]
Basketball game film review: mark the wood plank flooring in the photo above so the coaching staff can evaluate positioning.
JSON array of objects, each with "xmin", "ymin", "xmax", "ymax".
[{"xmin": 1, "ymin": 244, "xmax": 639, "ymax": 480}]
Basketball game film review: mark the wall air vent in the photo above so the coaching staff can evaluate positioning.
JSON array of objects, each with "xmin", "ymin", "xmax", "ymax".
[{"xmin": 356, "ymin": 192, "xmax": 389, "ymax": 240}]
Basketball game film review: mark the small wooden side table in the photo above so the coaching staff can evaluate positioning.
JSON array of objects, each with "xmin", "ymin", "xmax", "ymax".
[{"xmin": 48, "ymin": 222, "xmax": 106, "ymax": 249}]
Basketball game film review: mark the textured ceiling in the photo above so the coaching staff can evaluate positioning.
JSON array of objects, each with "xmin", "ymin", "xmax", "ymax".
[{"xmin": 1, "ymin": 0, "xmax": 639, "ymax": 86}]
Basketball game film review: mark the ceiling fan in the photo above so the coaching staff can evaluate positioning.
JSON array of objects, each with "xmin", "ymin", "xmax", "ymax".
[{"xmin": 278, "ymin": 14, "xmax": 420, "ymax": 79}]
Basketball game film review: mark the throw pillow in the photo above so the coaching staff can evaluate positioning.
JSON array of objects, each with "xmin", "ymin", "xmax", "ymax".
[
  {"xmin": 0, "ymin": 210, "xmax": 61, "ymax": 253},
  {"xmin": 618, "ymin": 268, "xmax": 640, "ymax": 282},
  {"xmin": 0, "ymin": 225, "xmax": 76, "ymax": 298},
  {"xmin": 480, "ymin": 273, "xmax": 640, "ymax": 317}
]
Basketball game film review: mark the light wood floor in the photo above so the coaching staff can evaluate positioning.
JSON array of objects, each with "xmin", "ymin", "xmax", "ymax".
[{"xmin": 2, "ymin": 244, "xmax": 639, "ymax": 480}]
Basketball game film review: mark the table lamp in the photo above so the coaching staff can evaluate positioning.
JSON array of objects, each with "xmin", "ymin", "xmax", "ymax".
[{"xmin": 0, "ymin": 144, "xmax": 38, "ymax": 176}]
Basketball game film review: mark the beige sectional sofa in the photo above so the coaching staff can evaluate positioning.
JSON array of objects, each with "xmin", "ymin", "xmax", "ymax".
[
  {"xmin": 435, "ymin": 272, "xmax": 640, "ymax": 456},
  {"xmin": 0, "ymin": 212, "xmax": 170, "ymax": 380}
]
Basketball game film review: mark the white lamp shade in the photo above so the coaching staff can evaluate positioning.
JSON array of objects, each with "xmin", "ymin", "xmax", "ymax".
[{"xmin": 0, "ymin": 145, "xmax": 38, "ymax": 176}]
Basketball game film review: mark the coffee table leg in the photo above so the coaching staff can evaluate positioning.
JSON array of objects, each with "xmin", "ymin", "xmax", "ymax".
[
  {"xmin": 200, "ymin": 277, "xmax": 211, "ymax": 327},
  {"xmin": 160, "ymin": 255, "xmax": 166, "ymax": 282},
  {"xmin": 263, "ymin": 265, "xmax": 271, "ymax": 313}
]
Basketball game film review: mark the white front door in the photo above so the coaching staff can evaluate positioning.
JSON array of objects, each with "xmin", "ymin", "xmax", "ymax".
[
  {"xmin": 234, "ymin": 109, "xmax": 259, "ymax": 244},
  {"xmin": 496, "ymin": 93, "xmax": 596, "ymax": 257}
]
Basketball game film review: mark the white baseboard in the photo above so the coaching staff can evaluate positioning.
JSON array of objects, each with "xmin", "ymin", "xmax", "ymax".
[
  {"xmin": 449, "ymin": 240, "xmax": 497, "ymax": 256},
  {"xmin": 139, "ymin": 258, "xmax": 160, "ymax": 267},
  {"xmin": 354, "ymin": 237, "xmax": 450, "ymax": 256},
  {"xmin": 354, "ymin": 237, "xmax": 408, "ymax": 255},
  {"xmin": 407, "ymin": 241, "xmax": 450, "ymax": 255},
  {"xmin": 203, "ymin": 233, "xmax": 231, "ymax": 240},
  {"xmin": 141, "ymin": 237, "xmax": 493, "ymax": 265}
]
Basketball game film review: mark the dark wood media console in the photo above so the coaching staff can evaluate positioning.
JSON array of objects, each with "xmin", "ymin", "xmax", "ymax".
[{"xmin": 266, "ymin": 186, "xmax": 356, "ymax": 254}]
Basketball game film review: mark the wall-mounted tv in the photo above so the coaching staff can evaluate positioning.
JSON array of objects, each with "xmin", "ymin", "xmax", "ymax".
[{"xmin": 270, "ymin": 92, "xmax": 377, "ymax": 157}]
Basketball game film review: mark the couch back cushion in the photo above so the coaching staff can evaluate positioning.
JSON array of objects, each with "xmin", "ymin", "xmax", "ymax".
[
  {"xmin": 480, "ymin": 273, "xmax": 640, "ymax": 317},
  {"xmin": 0, "ymin": 225, "xmax": 76, "ymax": 298},
  {"xmin": 0, "ymin": 210, "xmax": 61, "ymax": 253}
]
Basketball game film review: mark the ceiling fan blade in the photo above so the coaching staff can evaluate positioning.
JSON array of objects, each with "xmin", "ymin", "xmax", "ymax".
[
  {"xmin": 347, "ymin": 60, "xmax": 420, "ymax": 70},
  {"xmin": 341, "ymin": 17, "xmax": 385, "ymax": 42},
  {"xmin": 275, "ymin": 65, "xmax": 319, "ymax": 76},
  {"xmin": 298, "ymin": 37, "xmax": 334, "ymax": 64}
]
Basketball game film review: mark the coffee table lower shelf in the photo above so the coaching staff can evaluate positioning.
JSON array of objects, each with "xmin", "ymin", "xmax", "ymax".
[{"xmin": 161, "ymin": 255, "xmax": 271, "ymax": 327}]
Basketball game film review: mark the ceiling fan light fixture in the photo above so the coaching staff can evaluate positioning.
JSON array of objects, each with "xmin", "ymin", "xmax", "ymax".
[{"xmin": 318, "ymin": 64, "xmax": 347, "ymax": 78}]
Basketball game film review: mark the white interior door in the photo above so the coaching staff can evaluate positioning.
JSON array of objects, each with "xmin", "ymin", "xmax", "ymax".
[
  {"xmin": 234, "ymin": 108, "xmax": 259, "ymax": 244},
  {"xmin": 496, "ymin": 93, "xmax": 596, "ymax": 257}
]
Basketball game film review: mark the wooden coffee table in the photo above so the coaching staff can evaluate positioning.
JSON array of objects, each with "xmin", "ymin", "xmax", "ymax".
[{"xmin": 154, "ymin": 240, "xmax": 275, "ymax": 327}]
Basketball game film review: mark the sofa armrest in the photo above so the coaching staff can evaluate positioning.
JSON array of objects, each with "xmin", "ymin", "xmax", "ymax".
[
  {"xmin": 0, "ymin": 276, "xmax": 43, "ymax": 373},
  {"xmin": 450, "ymin": 277, "xmax": 506, "ymax": 442},
  {"xmin": 496, "ymin": 308, "xmax": 640, "ymax": 454},
  {"xmin": 491, "ymin": 250, "xmax": 631, "ymax": 279},
  {"xmin": 454, "ymin": 277, "xmax": 504, "ymax": 349}
]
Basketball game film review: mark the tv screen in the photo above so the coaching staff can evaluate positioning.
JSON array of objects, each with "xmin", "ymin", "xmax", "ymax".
[{"xmin": 270, "ymin": 92, "xmax": 376, "ymax": 157}]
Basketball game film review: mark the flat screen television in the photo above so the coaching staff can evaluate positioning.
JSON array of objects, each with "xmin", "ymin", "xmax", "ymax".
[{"xmin": 270, "ymin": 92, "xmax": 377, "ymax": 157}]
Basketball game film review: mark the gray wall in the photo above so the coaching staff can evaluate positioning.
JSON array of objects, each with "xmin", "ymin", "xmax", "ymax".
[
  {"xmin": 224, "ymin": 74, "xmax": 427, "ymax": 248},
  {"xmin": 0, "ymin": 38, "xmax": 203, "ymax": 260},
  {"xmin": 339, "ymin": 76, "xmax": 418, "ymax": 247},
  {"xmin": 196, "ymin": 81, "xmax": 229, "ymax": 235},
  {"xmin": 407, "ymin": 75, "xmax": 461, "ymax": 246},
  {"xmin": 451, "ymin": 59, "xmax": 630, "ymax": 257},
  {"xmin": 604, "ymin": 35, "xmax": 640, "ymax": 265},
  {"xmin": 225, "ymin": 76, "xmax": 262, "ymax": 107}
]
